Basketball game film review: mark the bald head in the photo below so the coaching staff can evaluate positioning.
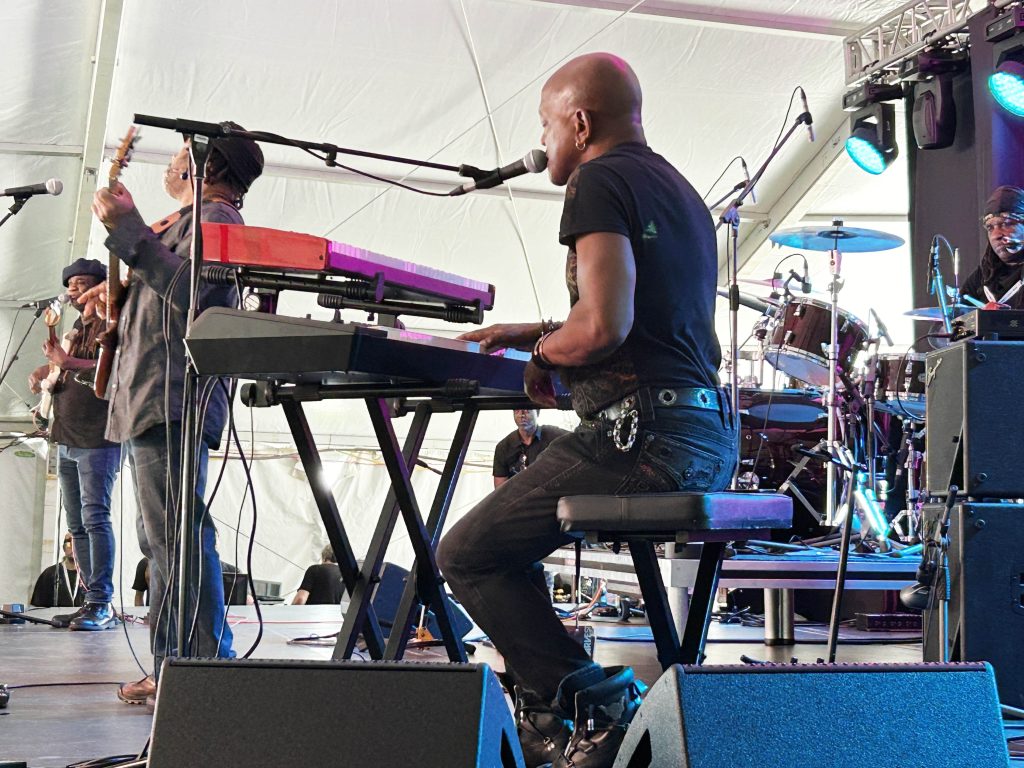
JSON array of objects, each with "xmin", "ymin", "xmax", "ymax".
[
  {"xmin": 539, "ymin": 53, "xmax": 645, "ymax": 185},
  {"xmin": 543, "ymin": 53, "xmax": 643, "ymax": 130}
]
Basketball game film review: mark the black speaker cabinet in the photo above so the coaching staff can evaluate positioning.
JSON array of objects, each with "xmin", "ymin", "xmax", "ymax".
[
  {"xmin": 921, "ymin": 502, "xmax": 1024, "ymax": 707},
  {"xmin": 149, "ymin": 659, "xmax": 524, "ymax": 768},
  {"xmin": 614, "ymin": 662, "xmax": 1008, "ymax": 768},
  {"xmin": 925, "ymin": 341, "xmax": 1024, "ymax": 497}
]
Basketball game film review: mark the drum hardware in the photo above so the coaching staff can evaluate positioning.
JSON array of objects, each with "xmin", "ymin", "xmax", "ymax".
[{"xmin": 716, "ymin": 107, "xmax": 818, "ymax": 489}]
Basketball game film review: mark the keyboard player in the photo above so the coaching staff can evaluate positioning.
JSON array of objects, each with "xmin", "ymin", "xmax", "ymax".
[{"xmin": 437, "ymin": 53, "xmax": 737, "ymax": 768}]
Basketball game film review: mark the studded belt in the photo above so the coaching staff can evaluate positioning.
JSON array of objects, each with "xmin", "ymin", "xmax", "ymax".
[{"xmin": 590, "ymin": 387, "xmax": 724, "ymax": 452}]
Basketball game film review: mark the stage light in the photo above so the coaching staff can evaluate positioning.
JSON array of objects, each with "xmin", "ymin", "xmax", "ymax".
[
  {"xmin": 845, "ymin": 103, "xmax": 899, "ymax": 175},
  {"xmin": 989, "ymin": 59, "xmax": 1024, "ymax": 116},
  {"xmin": 986, "ymin": 8, "xmax": 1024, "ymax": 117}
]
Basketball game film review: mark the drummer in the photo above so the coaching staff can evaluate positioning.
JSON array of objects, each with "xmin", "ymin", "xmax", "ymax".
[{"xmin": 961, "ymin": 185, "xmax": 1024, "ymax": 309}]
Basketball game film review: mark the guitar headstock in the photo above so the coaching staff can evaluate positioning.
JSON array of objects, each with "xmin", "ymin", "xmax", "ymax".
[{"xmin": 108, "ymin": 125, "xmax": 140, "ymax": 189}]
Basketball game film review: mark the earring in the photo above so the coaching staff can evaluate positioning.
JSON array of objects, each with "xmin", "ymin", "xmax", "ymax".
[{"xmin": 575, "ymin": 139, "xmax": 586, "ymax": 151}]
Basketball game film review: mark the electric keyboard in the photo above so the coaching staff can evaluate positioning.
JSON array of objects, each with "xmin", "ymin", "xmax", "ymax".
[{"xmin": 185, "ymin": 307, "xmax": 529, "ymax": 393}]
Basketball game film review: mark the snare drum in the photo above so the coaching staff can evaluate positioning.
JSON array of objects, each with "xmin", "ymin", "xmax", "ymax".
[
  {"xmin": 764, "ymin": 298, "xmax": 868, "ymax": 387},
  {"xmin": 874, "ymin": 352, "xmax": 926, "ymax": 420}
]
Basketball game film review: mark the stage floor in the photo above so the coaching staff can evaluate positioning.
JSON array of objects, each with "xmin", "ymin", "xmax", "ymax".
[{"xmin": 0, "ymin": 604, "xmax": 926, "ymax": 767}]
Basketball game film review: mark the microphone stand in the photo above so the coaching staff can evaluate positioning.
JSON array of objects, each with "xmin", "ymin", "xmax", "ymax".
[
  {"xmin": 133, "ymin": 114, "xmax": 467, "ymax": 177},
  {"xmin": 717, "ymin": 110, "xmax": 812, "ymax": 487},
  {"xmin": 0, "ymin": 195, "xmax": 30, "ymax": 231},
  {"xmin": 930, "ymin": 239, "xmax": 953, "ymax": 335},
  {"xmin": 0, "ymin": 304, "xmax": 46, "ymax": 393}
]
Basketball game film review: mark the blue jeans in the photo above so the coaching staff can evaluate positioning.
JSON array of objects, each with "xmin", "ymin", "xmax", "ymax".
[
  {"xmin": 58, "ymin": 443, "xmax": 122, "ymax": 604},
  {"xmin": 437, "ymin": 406, "xmax": 737, "ymax": 702},
  {"xmin": 126, "ymin": 422, "xmax": 233, "ymax": 679}
]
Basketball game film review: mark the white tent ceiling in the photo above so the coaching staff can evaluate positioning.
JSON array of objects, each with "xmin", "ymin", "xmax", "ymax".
[{"xmin": 0, "ymin": 0, "xmax": 949, "ymax": 438}]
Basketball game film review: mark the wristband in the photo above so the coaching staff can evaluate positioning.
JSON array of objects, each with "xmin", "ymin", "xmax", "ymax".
[{"xmin": 531, "ymin": 332, "xmax": 557, "ymax": 370}]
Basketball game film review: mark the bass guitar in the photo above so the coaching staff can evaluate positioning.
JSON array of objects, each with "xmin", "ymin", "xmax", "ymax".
[{"xmin": 93, "ymin": 125, "xmax": 139, "ymax": 398}]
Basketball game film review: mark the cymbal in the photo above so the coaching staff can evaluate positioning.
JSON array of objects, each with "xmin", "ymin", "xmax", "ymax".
[
  {"xmin": 903, "ymin": 304, "xmax": 973, "ymax": 321},
  {"xmin": 769, "ymin": 226, "xmax": 905, "ymax": 252}
]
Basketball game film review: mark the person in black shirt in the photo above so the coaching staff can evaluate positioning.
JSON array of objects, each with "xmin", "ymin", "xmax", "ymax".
[
  {"xmin": 30, "ymin": 531, "xmax": 85, "ymax": 608},
  {"xmin": 28, "ymin": 259, "xmax": 121, "ymax": 631},
  {"xmin": 438, "ymin": 53, "xmax": 737, "ymax": 768},
  {"xmin": 132, "ymin": 557, "xmax": 150, "ymax": 606},
  {"xmin": 961, "ymin": 186, "xmax": 1024, "ymax": 308},
  {"xmin": 493, "ymin": 409, "xmax": 570, "ymax": 488},
  {"xmin": 292, "ymin": 546, "xmax": 343, "ymax": 605}
]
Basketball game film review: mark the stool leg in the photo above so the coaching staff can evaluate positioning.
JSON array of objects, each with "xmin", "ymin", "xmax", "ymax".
[
  {"xmin": 679, "ymin": 542, "xmax": 725, "ymax": 664},
  {"xmin": 630, "ymin": 542, "xmax": 682, "ymax": 670}
]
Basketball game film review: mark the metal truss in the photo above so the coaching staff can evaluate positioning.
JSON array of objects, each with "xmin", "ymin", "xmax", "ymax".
[{"xmin": 843, "ymin": 0, "xmax": 979, "ymax": 86}]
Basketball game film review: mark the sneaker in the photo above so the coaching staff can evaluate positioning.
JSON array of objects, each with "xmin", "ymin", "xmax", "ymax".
[
  {"xmin": 68, "ymin": 602, "xmax": 118, "ymax": 631},
  {"xmin": 51, "ymin": 606, "xmax": 87, "ymax": 628},
  {"xmin": 118, "ymin": 675, "xmax": 156, "ymax": 705}
]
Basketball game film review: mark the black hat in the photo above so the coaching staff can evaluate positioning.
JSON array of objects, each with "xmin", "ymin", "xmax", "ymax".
[
  {"xmin": 984, "ymin": 185, "xmax": 1024, "ymax": 219},
  {"xmin": 211, "ymin": 122, "xmax": 264, "ymax": 193},
  {"xmin": 62, "ymin": 258, "xmax": 107, "ymax": 287}
]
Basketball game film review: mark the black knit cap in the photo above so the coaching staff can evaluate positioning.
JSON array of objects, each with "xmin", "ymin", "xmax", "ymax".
[
  {"xmin": 211, "ymin": 121, "xmax": 264, "ymax": 192},
  {"xmin": 984, "ymin": 185, "xmax": 1024, "ymax": 219},
  {"xmin": 61, "ymin": 258, "xmax": 107, "ymax": 287}
]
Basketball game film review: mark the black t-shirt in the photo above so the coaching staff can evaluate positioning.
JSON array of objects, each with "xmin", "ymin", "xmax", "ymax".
[
  {"xmin": 298, "ymin": 563, "xmax": 344, "ymax": 605},
  {"xmin": 492, "ymin": 425, "xmax": 570, "ymax": 479},
  {"xmin": 961, "ymin": 258, "xmax": 1024, "ymax": 308},
  {"xmin": 558, "ymin": 142, "xmax": 721, "ymax": 417},
  {"xmin": 132, "ymin": 558, "xmax": 149, "ymax": 604},
  {"xmin": 30, "ymin": 563, "xmax": 84, "ymax": 608},
  {"xmin": 51, "ymin": 316, "xmax": 117, "ymax": 449}
]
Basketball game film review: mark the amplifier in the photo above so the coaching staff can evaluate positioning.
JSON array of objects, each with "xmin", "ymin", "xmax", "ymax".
[
  {"xmin": 952, "ymin": 309, "xmax": 1024, "ymax": 341},
  {"xmin": 921, "ymin": 502, "xmax": 1024, "ymax": 708},
  {"xmin": 925, "ymin": 340, "xmax": 1024, "ymax": 497}
]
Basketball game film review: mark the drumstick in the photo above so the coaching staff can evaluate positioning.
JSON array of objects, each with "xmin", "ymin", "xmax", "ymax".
[{"xmin": 999, "ymin": 279, "xmax": 1023, "ymax": 305}]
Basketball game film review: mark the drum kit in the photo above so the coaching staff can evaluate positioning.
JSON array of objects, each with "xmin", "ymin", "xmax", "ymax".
[{"xmin": 727, "ymin": 222, "xmax": 941, "ymax": 544}]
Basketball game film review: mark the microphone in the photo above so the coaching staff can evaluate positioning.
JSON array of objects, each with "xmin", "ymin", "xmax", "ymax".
[
  {"xmin": 1, "ymin": 179, "xmax": 63, "ymax": 198},
  {"xmin": 928, "ymin": 236, "xmax": 939, "ymax": 295},
  {"xmin": 448, "ymin": 150, "xmax": 547, "ymax": 196},
  {"xmin": 21, "ymin": 292, "xmax": 69, "ymax": 310},
  {"xmin": 798, "ymin": 87, "xmax": 815, "ymax": 143},
  {"xmin": 869, "ymin": 308, "xmax": 894, "ymax": 346},
  {"xmin": 740, "ymin": 157, "xmax": 755, "ymax": 204},
  {"xmin": 800, "ymin": 260, "xmax": 811, "ymax": 293}
]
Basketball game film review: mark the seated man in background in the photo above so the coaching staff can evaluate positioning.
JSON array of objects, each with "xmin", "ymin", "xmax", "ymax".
[
  {"xmin": 292, "ymin": 545, "xmax": 343, "ymax": 605},
  {"xmin": 30, "ymin": 531, "xmax": 85, "ymax": 609}
]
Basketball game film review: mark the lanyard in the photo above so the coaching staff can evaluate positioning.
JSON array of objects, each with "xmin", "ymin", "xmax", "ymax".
[{"xmin": 62, "ymin": 564, "xmax": 80, "ymax": 603}]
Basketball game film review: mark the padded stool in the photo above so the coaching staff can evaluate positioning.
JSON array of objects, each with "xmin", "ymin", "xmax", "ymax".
[{"xmin": 557, "ymin": 492, "xmax": 793, "ymax": 669}]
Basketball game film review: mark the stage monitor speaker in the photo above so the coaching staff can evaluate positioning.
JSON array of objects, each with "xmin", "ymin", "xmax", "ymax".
[
  {"xmin": 925, "ymin": 341, "xmax": 1024, "ymax": 497},
  {"xmin": 149, "ymin": 659, "xmax": 524, "ymax": 768},
  {"xmin": 373, "ymin": 561, "xmax": 473, "ymax": 640},
  {"xmin": 614, "ymin": 662, "xmax": 1008, "ymax": 768},
  {"xmin": 922, "ymin": 502, "xmax": 1024, "ymax": 708}
]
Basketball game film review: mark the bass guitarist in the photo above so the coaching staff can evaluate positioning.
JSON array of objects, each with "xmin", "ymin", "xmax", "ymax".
[{"xmin": 28, "ymin": 258, "xmax": 122, "ymax": 631}]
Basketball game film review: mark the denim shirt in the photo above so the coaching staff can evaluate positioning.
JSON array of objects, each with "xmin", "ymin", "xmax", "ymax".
[{"xmin": 103, "ymin": 202, "xmax": 240, "ymax": 448}]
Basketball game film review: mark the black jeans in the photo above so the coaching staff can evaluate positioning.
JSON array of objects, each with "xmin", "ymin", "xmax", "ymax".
[{"xmin": 437, "ymin": 405, "xmax": 737, "ymax": 701}]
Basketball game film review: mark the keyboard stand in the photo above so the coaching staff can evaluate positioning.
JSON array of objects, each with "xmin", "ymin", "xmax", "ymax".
[{"xmin": 253, "ymin": 380, "xmax": 537, "ymax": 662}]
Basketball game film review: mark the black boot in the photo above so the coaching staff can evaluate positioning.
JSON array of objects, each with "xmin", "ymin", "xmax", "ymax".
[
  {"xmin": 68, "ymin": 602, "xmax": 117, "ymax": 631},
  {"xmin": 514, "ymin": 684, "xmax": 572, "ymax": 768},
  {"xmin": 51, "ymin": 606, "xmax": 88, "ymax": 628},
  {"xmin": 550, "ymin": 665, "xmax": 642, "ymax": 768}
]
